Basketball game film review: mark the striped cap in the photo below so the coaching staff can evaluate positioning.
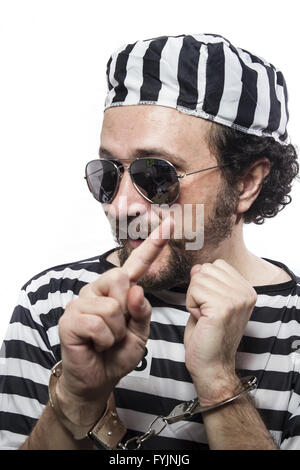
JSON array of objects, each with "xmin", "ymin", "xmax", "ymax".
[{"xmin": 104, "ymin": 34, "xmax": 289, "ymax": 145}]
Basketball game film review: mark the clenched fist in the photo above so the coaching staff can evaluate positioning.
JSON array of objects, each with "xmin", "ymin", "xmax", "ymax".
[
  {"xmin": 56, "ymin": 217, "xmax": 173, "ymax": 426},
  {"xmin": 184, "ymin": 259, "xmax": 257, "ymax": 406}
]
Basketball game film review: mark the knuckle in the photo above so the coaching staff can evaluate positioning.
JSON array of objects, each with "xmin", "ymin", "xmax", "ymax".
[
  {"xmin": 105, "ymin": 297, "xmax": 121, "ymax": 316},
  {"xmin": 200, "ymin": 263, "xmax": 214, "ymax": 275},
  {"xmin": 58, "ymin": 310, "xmax": 72, "ymax": 332},
  {"xmin": 79, "ymin": 283, "xmax": 90, "ymax": 297},
  {"xmin": 88, "ymin": 317, "xmax": 115, "ymax": 348},
  {"xmin": 249, "ymin": 288, "xmax": 258, "ymax": 306},
  {"xmin": 201, "ymin": 262, "xmax": 211, "ymax": 271},
  {"xmin": 109, "ymin": 267, "xmax": 129, "ymax": 284},
  {"xmin": 64, "ymin": 298, "xmax": 78, "ymax": 312},
  {"xmin": 213, "ymin": 258, "xmax": 226, "ymax": 268},
  {"xmin": 88, "ymin": 296, "xmax": 122, "ymax": 318},
  {"xmin": 58, "ymin": 314, "xmax": 65, "ymax": 328},
  {"xmin": 87, "ymin": 314, "xmax": 104, "ymax": 333}
]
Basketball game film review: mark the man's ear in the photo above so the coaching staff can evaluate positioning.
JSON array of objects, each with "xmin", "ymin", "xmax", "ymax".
[{"xmin": 236, "ymin": 158, "xmax": 271, "ymax": 215}]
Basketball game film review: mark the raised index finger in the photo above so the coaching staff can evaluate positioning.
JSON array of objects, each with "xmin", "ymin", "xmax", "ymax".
[{"xmin": 122, "ymin": 216, "xmax": 174, "ymax": 284}]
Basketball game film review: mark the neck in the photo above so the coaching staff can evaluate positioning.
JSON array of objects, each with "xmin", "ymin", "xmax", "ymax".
[{"xmin": 207, "ymin": 222, "xmax": 291, "ymax": 286}]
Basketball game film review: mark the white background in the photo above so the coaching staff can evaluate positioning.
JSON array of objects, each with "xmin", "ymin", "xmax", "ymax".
[{"xmin": 0, "ymin": 0, "xmax": 299, "ymax": 344}]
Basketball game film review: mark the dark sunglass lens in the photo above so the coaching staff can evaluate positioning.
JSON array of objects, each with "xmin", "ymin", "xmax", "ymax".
[
  {"xmin": 130, "ymin": 158, "xmax": 179, "ymax": 204},
  {"xmin": 85, "ymin": 160, "xmax": 118, "ymax": 203}
]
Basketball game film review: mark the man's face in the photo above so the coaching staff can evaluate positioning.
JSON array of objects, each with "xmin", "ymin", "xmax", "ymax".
[{"xmin": 100, "ymin": 105, "xmax": 238, "ymax": 290}]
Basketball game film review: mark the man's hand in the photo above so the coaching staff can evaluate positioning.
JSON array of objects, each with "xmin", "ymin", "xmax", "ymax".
[
  {"xmin": 184, "ymin": 259, "xmax": 257, "ymax": 406},
  {"xmin": 57, "ymin": 216, "xmax": 173, "ymax": 425}
]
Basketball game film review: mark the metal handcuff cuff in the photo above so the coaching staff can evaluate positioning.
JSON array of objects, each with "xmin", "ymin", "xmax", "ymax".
[{"xmin": 49, "ymin": 360, "xmax": 257, "ymax": 450}]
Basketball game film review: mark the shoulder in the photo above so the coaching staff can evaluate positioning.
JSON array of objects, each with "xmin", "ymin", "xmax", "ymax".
[
  {"xmin": 252, "ymin": 259, "xmax": 300, "ymax": 326},
  {"xmin": 22, "ymin": 250, "xmax": 116, "ymax": 297},
  {"xmin": 8, "ymin": 249, "xmax": 117, "ymax": 353},
  {"xmin": 16, "ymin": 249, "xmax": 117, "ymax": 330}
]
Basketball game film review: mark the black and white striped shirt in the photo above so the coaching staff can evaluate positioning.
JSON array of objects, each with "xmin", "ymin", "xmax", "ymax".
[{"xmin": 1, "ymin": 248, "xmax": 300, "ymax": 450}]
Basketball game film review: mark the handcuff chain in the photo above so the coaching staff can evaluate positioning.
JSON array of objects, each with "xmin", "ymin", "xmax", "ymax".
[
  {"xmin": 117, "ymin": 401, "xmax": 200, "ymax": 449},
  {"xmin": 115, "ymin": 375, "xmax": 257, "ymax": 450},
  {"xmin": 117, "ymin": 416, "xmax": 168, "ymax": 450}
]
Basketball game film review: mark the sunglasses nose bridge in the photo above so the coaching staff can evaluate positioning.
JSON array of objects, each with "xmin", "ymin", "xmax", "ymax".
[
  {"xmin": 116, "ymin": 162, "xmax": 130, "ymax": 180},
  {"xmin": 111, "ymin": 162, "xmax": 147, "ymax": 208},
  {"xmin": 121, "ymin": 162, "xmax": 139, "ymax": 191}
]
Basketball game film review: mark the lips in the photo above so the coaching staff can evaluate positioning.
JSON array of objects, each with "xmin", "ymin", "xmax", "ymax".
[{"xmin": 128, "ymin": 238, "xmax": 145, "ymax": 248}]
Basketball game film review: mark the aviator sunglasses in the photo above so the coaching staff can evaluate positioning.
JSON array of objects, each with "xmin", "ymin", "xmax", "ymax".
[{"xmin": 85, "ymin": 157, "xmax": 231, "ymax": 205}]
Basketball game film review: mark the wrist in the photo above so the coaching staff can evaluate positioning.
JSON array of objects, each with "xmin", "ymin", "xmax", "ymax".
[
  {"xmin": 55, "ymin": 376, "xmax": 109, "ymax": 428},
  {"xmin": 192, "ymin": 370, "xmax": 242, "ymax": 408},
  {"xmin": 49, "ymin": 361, "xmax": 111, "ymax": 440}
]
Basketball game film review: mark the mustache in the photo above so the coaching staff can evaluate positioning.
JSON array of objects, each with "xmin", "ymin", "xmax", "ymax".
[
  {"xmin": 104, "ymin": 203, "xmax": 178, "ymax": 241},
  {"xmin": 110, "ymin": 216, "xmax": 187, "ymax": 251},
  {"xmin": 106, "ymin": 206, "xmax": 205, "ymax": 251},
  {"xmin": 115, "ymin": 215, "xmax": 162, "ymax": 240}
]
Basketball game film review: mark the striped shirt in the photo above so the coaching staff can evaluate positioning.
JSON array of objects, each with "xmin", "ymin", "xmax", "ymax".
[{"xmin": 0, "ymin": 248, "xmax": 300, "ymax": 450}]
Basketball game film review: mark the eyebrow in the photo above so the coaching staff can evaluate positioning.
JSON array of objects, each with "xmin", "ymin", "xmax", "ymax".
[{"xmin": 99, "ymin": 146, "xmax": 187, "ymax": 168}]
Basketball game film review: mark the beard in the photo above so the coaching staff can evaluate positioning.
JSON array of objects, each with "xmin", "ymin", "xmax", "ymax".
[{"xmin": 110, "ymin": 180, "xmax": 239, "ymax": 291}]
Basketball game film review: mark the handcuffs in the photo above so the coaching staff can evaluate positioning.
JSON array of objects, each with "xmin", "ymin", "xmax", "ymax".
[{"xmin": 49, "ymin": 360, "xmax": 257, "ymax": 450}]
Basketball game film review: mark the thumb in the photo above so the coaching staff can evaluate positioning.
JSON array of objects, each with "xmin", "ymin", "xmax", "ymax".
[{"xmin": 127, "ymin": 285, "xmax": 151, "ymax": 342}]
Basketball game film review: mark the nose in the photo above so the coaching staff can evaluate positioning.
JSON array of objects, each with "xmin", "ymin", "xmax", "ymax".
[{"xmin": 108, "ymin": 166, "xmax": 149, "ymax": 220}]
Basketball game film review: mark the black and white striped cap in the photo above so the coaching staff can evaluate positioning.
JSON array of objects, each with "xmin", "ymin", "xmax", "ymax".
[{"xmin": 105, "ymin": 34, "xmax": 289, "ymax": 145}]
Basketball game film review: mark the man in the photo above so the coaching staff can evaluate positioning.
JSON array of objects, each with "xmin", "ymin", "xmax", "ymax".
[{"xmin": 0, "ymin": 33, "xmax": 300, "ymax": 450}]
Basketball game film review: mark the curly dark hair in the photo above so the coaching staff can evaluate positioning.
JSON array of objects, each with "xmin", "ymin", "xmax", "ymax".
[{"xmin": 208, "ymin": 123, "xmax": 299, "ymax": 224}]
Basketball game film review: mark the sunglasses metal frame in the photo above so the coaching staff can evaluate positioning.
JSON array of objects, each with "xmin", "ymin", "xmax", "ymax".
[{"xmin": 84, "ymin": 157, "xmax": 232, "ymax": 205}]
